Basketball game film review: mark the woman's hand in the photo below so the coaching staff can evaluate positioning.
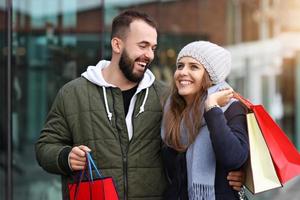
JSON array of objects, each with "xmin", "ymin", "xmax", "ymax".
[{"xmin": 205, "ymin": 88, "xmax": 234, "ymax": 110}]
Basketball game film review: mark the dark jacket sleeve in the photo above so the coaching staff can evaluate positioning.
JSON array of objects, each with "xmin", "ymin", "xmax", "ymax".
[
  {"xmin": 35, "ymin": 88, "xmax": 73, "ymax": 175},
  {"xmin": 204, "ymin": 101, "xmax": 249, "ymax": 170},
  {"xmin": 161, "ymin": 145, "xmax": 188, "ymax": 200}
]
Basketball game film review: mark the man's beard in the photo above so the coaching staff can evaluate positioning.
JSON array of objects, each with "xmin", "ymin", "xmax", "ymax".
[{"xmin": 119, "ymin": 50, "xmax": 150, "ymax": 83}]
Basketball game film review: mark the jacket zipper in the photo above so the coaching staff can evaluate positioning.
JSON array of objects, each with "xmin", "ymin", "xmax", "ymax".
[
  {"xmin": 112, "ymin": 89, "xmax": 129, "ymax": 200},
  {"xmin": 123, "ymin": 154, "xmax": 128, "ymax": 200},
  {"xmin": 118, "ymin": 124, "xmax": 129, "ymax": 200},
  {"xmin": 122, "ymin": 92, "xmax": 139, "ymax": 200}
]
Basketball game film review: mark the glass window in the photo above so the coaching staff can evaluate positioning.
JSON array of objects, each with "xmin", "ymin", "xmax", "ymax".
[
  {"xmin": 0, "ymin": 0, "xmax": 8, "ymax": 199},
  {"xmin": 11, "ymin": 0, "xmax": 103, "ymax": 199}
]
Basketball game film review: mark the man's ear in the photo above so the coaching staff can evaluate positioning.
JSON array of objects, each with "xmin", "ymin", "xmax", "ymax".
[{"xmin": 111, "ymin": 37, "xmax": 123, "ymax": 54}]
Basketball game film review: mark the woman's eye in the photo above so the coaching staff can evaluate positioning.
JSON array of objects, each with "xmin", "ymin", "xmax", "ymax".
[
  {"xmin": 177, "ymin": 64, "xmax": 183, "ymax": 69},
  {"xmin": 191, "ymin": 65, "xmax": 199, "ymax": 70}
]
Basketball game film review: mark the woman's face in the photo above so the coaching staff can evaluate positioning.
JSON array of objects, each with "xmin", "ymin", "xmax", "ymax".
[{"xmin": 174, "ymin": 56, "xmax": 206, "ymax": 104}]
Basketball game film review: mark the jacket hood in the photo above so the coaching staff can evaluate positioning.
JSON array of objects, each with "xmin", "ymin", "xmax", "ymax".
[
  {"xmin": 81, "ymin": 60, "xmax": 156, "ymax": 139},
  {"xmin": 81, "ymin": 60, "xmax": 156, "ymax": 92}
]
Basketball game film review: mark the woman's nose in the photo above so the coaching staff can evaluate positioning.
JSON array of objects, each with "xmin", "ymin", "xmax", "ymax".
[{"xmin": 179, "ymin": 66, "xmax": 188, "ymax": 75}]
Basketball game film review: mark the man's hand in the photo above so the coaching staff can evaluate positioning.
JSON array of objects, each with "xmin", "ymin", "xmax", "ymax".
[
  {"xmin": 227, "ymin": 170, "xmax": 244, "ymax": 191},
  {"xmin": 69, "ymin": 145, "xmax": 91, "ymax": 171}
]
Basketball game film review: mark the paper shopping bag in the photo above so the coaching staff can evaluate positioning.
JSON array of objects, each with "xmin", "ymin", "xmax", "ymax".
[
  {"xmin": 68, "ymin": 153, "xmax": 119, "ymax": 200},
  {"xmin": 244, "ymin": 113, "xmax": 282, "ymax": 194},
  {"xmin": 252, "ymin": 105, "xmax": 300, "ymax": 184},
  {"xmin": 234, "ymin": 92, "xmax": 300, "ymax": 184}
]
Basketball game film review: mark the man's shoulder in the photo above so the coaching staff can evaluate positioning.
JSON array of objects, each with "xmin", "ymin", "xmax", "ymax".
[
  {"xmin": 62, "ymin": 77, "xmax": 86, "ymax": 88},
  {"xmin": 58, "ymin": 77, "xmax": 98, "ymax": 98},
  {"xmin": 152, "ymin": 80, "xmax": 170, "ymax": 105},
  {"xmin": 153, "ymin": 80, "xmax": 169, "ymax": 92},
  {"xmin": 61, "ymin": 77, "xmax": 93, "ymax": 91}
]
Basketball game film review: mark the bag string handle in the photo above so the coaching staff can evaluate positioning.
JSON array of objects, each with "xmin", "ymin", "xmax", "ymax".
[
  {"xmin": 87, "ymin": 152, "xmax": 104, "ymax": 181},
  {"xmin": 74, "ymin": 162, "xmax": 89, "ymax": 200},
  {"xmin": 69, "ymin": 152, "xmax": 105, "ymax": 200},
  {"xmin": 233, "ymin": 92, "xmax": 253, "ymax": 110},
  {"xmin": 73, "ymin": 153, "xmax": 99, "ymax": 200}
]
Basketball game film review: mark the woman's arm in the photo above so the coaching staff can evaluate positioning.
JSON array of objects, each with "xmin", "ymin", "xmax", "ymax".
[{"xmin": 204, "ymin": 101, "xmax": 249, "ymax": 170}]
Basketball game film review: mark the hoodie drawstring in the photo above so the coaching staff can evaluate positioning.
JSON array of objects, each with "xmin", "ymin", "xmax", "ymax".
[
  {"xmin": 136, "ymin": 88, "xmax": 149, "ymax": 117},
  {"xmin": 102, "ymin": 86, "xmax": 112, "ymax": 122},
  {"xmin": 102, "ymin": 86, "xmax": 149, "ymax": 120}
]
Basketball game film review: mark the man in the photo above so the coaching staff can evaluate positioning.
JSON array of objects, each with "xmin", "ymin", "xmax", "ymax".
[{"xmin": 35, "ymin": 10, "xmax": 244, "ymax": 200}]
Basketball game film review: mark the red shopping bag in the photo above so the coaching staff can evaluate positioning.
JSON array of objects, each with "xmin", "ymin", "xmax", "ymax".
[
  {"xmin": 68, "ymin": 153, "xmax": 119, "ymax": 200},
  {"xmin": 69, "ymin": 177, "xmax": 117, "ymax": 200},
  {"xmin": 234, "ymin": 93, "xmax": 300, "ymax": 184}
]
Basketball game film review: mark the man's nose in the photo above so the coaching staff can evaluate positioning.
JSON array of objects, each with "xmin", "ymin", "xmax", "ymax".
[{"xmin": 144, "ymin": 48, "xmax": 154, "ymax": 60}]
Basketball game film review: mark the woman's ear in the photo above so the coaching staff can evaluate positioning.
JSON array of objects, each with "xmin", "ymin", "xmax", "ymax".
[{"xmin": 111, "ymin": 37, "xmax": 123, "ymax": 54}]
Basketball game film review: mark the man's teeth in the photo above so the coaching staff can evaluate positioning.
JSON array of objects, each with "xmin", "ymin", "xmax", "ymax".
[
  {"xmin": 137, "ymin": 62, "xmax": 147, "ymax": 67},
  {"xmin": 180, "ymin": 81, "xmax": 191, "ymax": 85}
]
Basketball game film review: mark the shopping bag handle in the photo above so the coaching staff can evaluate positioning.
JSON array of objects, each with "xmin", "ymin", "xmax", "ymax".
[
  {"xmin": 73, "ymin": 162, "xmax": 91, "ymax": 200},
  {"xmin": 72, "ymin": 153, "xmax": 99, "ymax": 200},
  {"xmin": 233, "ymin": 92, "xmax": 253, "ymax": 109},
  {"xmin": 87, "ymin": 152, "xmax": 104, "ymax": 181}
]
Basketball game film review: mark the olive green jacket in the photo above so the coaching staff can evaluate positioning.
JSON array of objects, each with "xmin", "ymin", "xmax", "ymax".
[{"xmin": 35, "ymin": 60, "xmax": 168, "ymax": 200}]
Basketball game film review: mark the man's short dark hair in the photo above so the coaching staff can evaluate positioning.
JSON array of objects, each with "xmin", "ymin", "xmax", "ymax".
[{"xmin": 111, "ymin": 10, "xmax": 158, "ymax": 40}]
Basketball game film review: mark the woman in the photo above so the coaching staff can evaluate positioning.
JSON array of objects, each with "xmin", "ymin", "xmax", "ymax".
[{"xmin": 162, "ymin": 41, "xmax": 249, "ymax": 200}]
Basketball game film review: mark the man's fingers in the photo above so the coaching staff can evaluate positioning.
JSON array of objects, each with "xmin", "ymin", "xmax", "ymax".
[
  {"xmin": 69, "ymin": 159, "xmax": 86, "ymax": 170},
  {"xmin": 227, "ymin": 174, "xmax": 243, "ymax": 181},
  {"xmin": 72, "ymin": 146, "xmax": 91, "ymax": 157},
  {"xmin": 78, "ymin": 145, "xmax": 91, "ymax": 153},
  {"xmin": 71, "ymin": 146, "xmax": 86, "ymax": 157},
  {"xmin": 227, "ymin": 170, "xmax": 245, "ymax": 191},
  {"xmin": 228, "ymin": 171, "xmax": 244, "ymax": 178},
  {"xmin": 228, "ymin": 171, "xmax": 242, "ymax": 176},
  {"xmin": 70, "ymin": 160, "xmax": 86, "ymax": 169},
  {"xmin": 228, "ymin": 180, "xmax": 243, "ymax": 187},
  {"xmin": 69, "ymin": 145, "xmax": 90, "ymax": 162},
  {"xmin": 69, "ymin": 145, "xmax": 91, "ymax": 171},
  {"xmin": 69, "ymin": 152, "xmax": 86, "ymax": 163},
  {"xmin": 229, "ymin": 181, "xmax": 243, "ymax": 192},
  {"xmin": 232, "ymin": 186, "xmax": 242, "ymax": 192},
  {"xmin": 71, "ymin": 164, "xmax": 85, "ymax": 171},
  {"xmin": 70, "ymin": 159, "xmax": 86, "ymax": 166}
]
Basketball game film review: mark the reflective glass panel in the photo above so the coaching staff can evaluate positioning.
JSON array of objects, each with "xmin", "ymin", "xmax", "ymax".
[{"xmin": 11, "ymin": 0, "xmax": 103, "ymax": 199}]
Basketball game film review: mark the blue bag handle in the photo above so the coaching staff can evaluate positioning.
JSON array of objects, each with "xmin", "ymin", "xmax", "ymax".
[
  {"xmin": 86, "ymin": 152, "xmax": 103, "ymax": 181},
  {"xmin": 70, "ymin": 152, "xmax": 104, "ymax": 200}
]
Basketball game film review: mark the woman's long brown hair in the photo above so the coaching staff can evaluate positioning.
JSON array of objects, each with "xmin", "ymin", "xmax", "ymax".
[{"xmin": 163, "ymin": 71, "xmax": 212, "ymax": 152}]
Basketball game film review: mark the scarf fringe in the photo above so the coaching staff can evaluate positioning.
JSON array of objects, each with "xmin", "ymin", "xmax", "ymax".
[{"xmin": 189, "ymin": 183, "xmax": 215, "ymax": 200}]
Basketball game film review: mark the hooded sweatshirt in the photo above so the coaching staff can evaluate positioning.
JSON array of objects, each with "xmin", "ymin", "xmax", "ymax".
[{"xmin": 82, "ymin": 60, "xmax": 156, "ymax": 140}]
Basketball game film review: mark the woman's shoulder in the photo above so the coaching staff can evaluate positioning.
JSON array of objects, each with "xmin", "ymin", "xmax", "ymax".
[{"xmin": 224, "ymin": 100, "xmax": 247, "ymax": 120}]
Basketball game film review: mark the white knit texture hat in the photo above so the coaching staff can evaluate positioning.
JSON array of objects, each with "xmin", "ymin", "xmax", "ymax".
[{"xmin": 176, "ymin": 41, "xmax": 231, "ymax": 84}]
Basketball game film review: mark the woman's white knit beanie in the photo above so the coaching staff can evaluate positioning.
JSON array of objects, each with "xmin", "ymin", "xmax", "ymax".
[{"xmin": 176, "ymin": 41, "xmax": 231, "ymax": 84}]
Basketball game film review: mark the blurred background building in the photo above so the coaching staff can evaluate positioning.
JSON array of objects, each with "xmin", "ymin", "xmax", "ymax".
[{"xmin": 1, "ymin": 0, "xmax": 300, "ymax": 199}]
